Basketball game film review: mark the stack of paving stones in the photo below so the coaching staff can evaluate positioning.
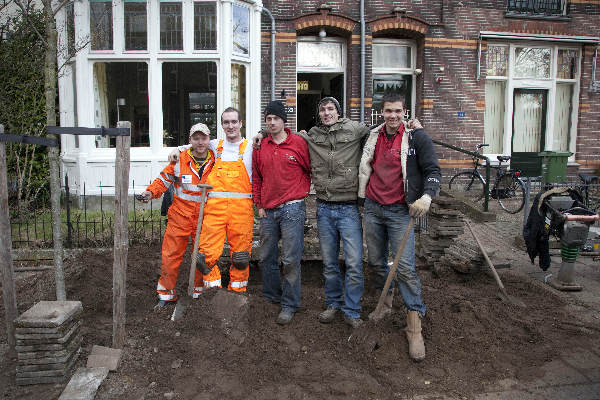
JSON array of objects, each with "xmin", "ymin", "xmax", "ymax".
[
  {"xmin": 13, "ymin": 301, "xmax": 83, "ymax": 386},
  {"xmin": 418, "ymin": 196, "xmax": 464, "ymax": 270},
  {"xmin": 439, "ymin": 241, "xmax": 492, "ymax": 274}
]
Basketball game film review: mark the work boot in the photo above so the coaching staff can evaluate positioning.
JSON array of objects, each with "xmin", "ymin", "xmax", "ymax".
[
  {"xmin": 318, "ymin": 306, "xmax": 338, "ymax": 323},
  {"xmin": 343, "ymin": 314, "xmax": 364, "ymax": 329},
  {"xmin": 276, "ymin": 309, "xmax": 294, "ymax": 325},
  {"xmin": 405, "ymin": 311, "xmax": 425, "ymax": 361}
]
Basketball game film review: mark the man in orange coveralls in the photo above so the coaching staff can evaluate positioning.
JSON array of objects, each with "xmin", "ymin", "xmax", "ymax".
[
  {"xmin": 140, "ymin": 123, "xmax": 215, "ymax": 306},
  {"xmin": 170, "ymin": 107, "xmax": 254, "ymax": 292}
]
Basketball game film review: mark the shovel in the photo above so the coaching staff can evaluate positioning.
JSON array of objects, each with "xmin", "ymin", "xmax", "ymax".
[
  {"xmin": 171, "ymin": 184, "xmax": 212, "ymax": 321},
  {"xmin": 464, "ymin": 220, "xmax": 526, "ymax": 307},
  {"xmin": 349, "ymin": 217, "xmax": 415, "ymax": 352}
]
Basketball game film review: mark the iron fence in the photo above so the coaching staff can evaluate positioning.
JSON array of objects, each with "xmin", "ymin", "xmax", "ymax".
[{"xmin": 10, "ymin": 176, "xmax": 168, "ymax": 248}]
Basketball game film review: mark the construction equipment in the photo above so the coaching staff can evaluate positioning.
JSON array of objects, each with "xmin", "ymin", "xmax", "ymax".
[
  {"xmin": 350, "ymin": 217, "xmax": 415, "ymax": 352},
  {"xmin": 464, "ymin": 220, "xmax": 526, "ymax": 307},
  {"xmin": 171, "ymin": 184, "xmax": 212, "ymax": 321}
]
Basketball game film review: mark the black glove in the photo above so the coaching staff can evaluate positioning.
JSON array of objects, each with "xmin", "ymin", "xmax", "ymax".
[{"xmin": 357, "ymin": 197, "xmax": 365, "ymax": 207}]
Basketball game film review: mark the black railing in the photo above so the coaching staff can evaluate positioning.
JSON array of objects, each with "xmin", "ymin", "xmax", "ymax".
[{"xmin": 507, "ymin": 0, "xmax": 566, "ymax": 15}]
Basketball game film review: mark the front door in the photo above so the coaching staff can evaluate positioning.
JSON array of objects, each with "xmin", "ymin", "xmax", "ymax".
[{"xmin": 512, "ymin": 88, "xmax": 547, "ymax": 152}]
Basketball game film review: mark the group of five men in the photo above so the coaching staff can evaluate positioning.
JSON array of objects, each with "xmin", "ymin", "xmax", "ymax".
[{"xmin": 141, "ymin": 94, "xmax": 441, "ymax": 361}]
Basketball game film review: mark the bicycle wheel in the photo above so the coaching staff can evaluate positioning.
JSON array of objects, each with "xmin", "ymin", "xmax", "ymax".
[
  {"xmin": 448, "ymin": 171, "xmax": 485, "ymax": 203},
  {"xmin": 587, "ymin": 184, "xmax": 600, "ymax": 214},
  {"xmin": 496, "ymin": 174, "xmax": 525, "ymax": 214}
]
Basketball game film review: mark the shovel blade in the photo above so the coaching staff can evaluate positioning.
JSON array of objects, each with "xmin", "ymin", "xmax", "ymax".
[
  {"xmin": 348, "ymin": 323, "xmax": 381, "ymax": 353},
  {"xmin": 171, "ymin": 296, "xmax": 192, "ymax": 321}
]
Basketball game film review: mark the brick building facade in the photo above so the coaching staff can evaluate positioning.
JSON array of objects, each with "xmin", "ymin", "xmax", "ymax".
[{"xmin": 260, "ymin": 0, "xmax": 600, "ymax": 173}]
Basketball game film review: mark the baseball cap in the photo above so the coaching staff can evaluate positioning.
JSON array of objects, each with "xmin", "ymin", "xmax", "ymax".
[{"xmin": 189, "ymin": 122, "xmax": 210, "ymax": 137}]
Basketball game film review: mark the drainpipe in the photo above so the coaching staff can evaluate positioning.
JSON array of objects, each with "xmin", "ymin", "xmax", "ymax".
[
  {"xmin": 262, "ymin": 7, "xmax": 276, "ymax": 101},
  {"xmin": 360, "ymin": 0, "xmax": 365, "ymax": 123}
]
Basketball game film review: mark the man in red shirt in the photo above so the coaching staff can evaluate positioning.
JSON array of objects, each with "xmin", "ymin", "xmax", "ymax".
[
  {"xmin": 358, "ymin": 93, "xmax": 441, "ymax": 361},
  {"xmin": 252, "ymin": 100, "xmax": 311, "ymax": 325}
]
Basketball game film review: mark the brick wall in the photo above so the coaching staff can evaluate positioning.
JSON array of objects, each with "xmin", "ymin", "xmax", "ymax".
[{"xmin": 261, "ymin": 0, "xmax": 600, "ymax": 172}]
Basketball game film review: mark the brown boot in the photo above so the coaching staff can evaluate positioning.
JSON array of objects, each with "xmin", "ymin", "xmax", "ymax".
[{"xmin": 405, "ymin": 311, "xmax": 425, "ymax": 361}]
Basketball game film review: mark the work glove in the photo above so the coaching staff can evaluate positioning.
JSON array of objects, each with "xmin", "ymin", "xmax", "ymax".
[
  {"xmin": 357, "ymin": 197, "xmax": 365, "ymax": 207},
  {"xmin": 408, "ymin": 194, "xmax": 431, "ymax": 218},
  {"xmin": 168, "ymin": 148, "xmax": 180, "ymax": 163}
]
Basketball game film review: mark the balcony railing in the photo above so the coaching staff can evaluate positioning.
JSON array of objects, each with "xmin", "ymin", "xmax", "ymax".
[{"xmin": 506, "ymin": 0, "xmax": 568, "ymax": 17}]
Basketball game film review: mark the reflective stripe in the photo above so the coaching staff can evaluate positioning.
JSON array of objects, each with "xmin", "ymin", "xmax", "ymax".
[
  {"xmin": 162, "ymin": 172, "xmax": 176, "ymax": 181},
  {"xmin": 204, "ymin": 279, "xmax": 221, "ymax": 288},
  {"xmin": 158, "ymin": 293, "xmax": 177, "ymax": 301},
  {"xmin": 157, "ymin": 282, "xmax": 169, "ymax": 291},
  {"xmin": 230, "ymin": 280, "xmax": 248, "ymax": 288},
  {"xmin": 174, "ymin": 159, "xmax": 180, "ymax": 177},
  {"xmin": 208, "ymin": 191, "xmax": 252, "ymax": 199},
  {"xmin": 174, "ymin": 187, "xmax": 205, "ymax": 202},
  {"xmin": 158, "ymin": 175, "xmax": 172, "ymax": 186},
  {"xmin": 181, "ymin": 183, "xmax": 207, "ymax": 192},
  {"xmin": 192, "ymin": 287, "xmax": 204, "ymax": 299}
]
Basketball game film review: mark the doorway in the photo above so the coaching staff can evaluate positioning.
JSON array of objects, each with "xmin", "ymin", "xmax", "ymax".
[
  {"xmin": 296, "ymin": 73, "xmax": 344, "ymax": 132},
  {"xmin": 512, "ymin": 88, "xmax": 548, "ymax": 152}
]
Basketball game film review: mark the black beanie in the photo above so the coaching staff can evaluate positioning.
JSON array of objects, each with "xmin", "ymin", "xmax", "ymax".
[
  {"xmin": 318, "ymin": 97, "xmax": 342, "ymax": 116},
  {"xmin": 264, "ymin": 100, "xmax": 287, "ymax": 122}
]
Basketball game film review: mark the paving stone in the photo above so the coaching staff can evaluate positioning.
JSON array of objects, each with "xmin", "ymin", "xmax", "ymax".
[
  {"xmin": 473, "ymin": 390, "xmax": 543, "ymax": 400},
  {"xmin": 14, "ymin": 301, "xmax": 83, "ymax": 328},
  {"xmin": 16, "ymin": 350, "xmax": 79, "ymax": 379},
  {"xmin": 16, "ymin": 321, "xmax": 81, "ymax": 341},
  {"xmin": 58, "ymin": 367, "xmax": 109, "ymax": 400},
  {"xmin": 17, "ymin": 334, "xmax": 82, "ymax": 361},
  {"xmin": 16, "ymin": 331, "xmax": 82, "ymax": 353},
  {"xmin": 15, "ymin": 314, "xmax": 82, "ymax": 335},
  {"xmin": 17, "ymin": 349, "xmax": 80, "ymax": 373},
  {"xmin": 86, "ymin": 345, "xmax": 122, "ymax": 371},
  {"xmin": 16, "ymin": 374, "xmax": 71, "ymax": 386},
  {"xmin": 529, "ymin": 383, "xmax": 600, "ymax": 400},
  {"xmin": 16, "ymin": 322, "xmax": 80, "ymax": 346},
  {"xmin": 525, "ymin": 359, "xmax": 591, "ymax": 387}
]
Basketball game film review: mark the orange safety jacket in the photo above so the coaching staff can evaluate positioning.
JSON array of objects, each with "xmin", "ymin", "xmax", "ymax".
[{"xmin": 146, "ymin": 149, "xmax": 215, "ymax": 214}]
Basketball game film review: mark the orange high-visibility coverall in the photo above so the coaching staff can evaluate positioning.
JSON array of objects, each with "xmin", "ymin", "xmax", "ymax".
[
  {"xmin": 200, "ymin": 139, "xmax": 253, "ymax": 292},
  {"xmin": 146, "ymin": 149, "xmax": 214, "ymax": 302}
]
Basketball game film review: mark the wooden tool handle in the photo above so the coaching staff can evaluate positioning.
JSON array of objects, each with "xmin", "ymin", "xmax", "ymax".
[{"xmin": 187, "ymin": 185, "xmax": 213, "ymax": 296}]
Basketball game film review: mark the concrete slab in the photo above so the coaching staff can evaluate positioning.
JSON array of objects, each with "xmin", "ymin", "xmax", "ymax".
[
  {"xmin": 538, "ymin": 359, "xmax": 591, "ymax": 387},
  {"xmin": 16, "ymin": 350, "xmax": 79, "ymax": 378},
  {"xmin": 86, "ymin": 345, "xmax": 122, "ymax": 371},
  {"xmin": 16, "ymin": 323, "xmax": 80, "ymax": 348},
  {"xmin": 17, "ymin": 334, "xmax": 82, "ymax": 360},
  {"xmin": 561, "ymin": 349, "xmax": 600, "ymax": 369},
  {"xmin": 58, "ymin": 367, "xmax": 109, "ymax": 400},
  {"xmin": 16, "ymin": 319, "xmax": 79, "ymax": 338},
  {"xmin": 17, "ymin": 349, "xmax": 80, "ymax": 373},
  {"xmin": 16, "ymin": 321, "xmax": 82, "ymax": 341},
  {"xmin": 14, "ymin": 301, "xmax": 83, "ymax": 328},
  {"xmin": 16, "ymin": 332, "xmax": 82, "ymax": 355},
  {"xmin": 16, "ymin": 374, "xmax": 70, "ymax": 386},
  {"xmin": 473, "ymin": 390, "xmax": 544, "ymax": 399},
  {"xmin": 210, "ymin": 290, "xmax": 249, "ymax": 327},
  {"xmin": 529, "ymin": 383, "xmax": 600, "ymax": 400}
]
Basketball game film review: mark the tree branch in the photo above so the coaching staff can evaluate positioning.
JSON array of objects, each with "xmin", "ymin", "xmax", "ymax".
[{"xmin": 13, "ymin": 0, "xmax": 47, "ymax": 45}]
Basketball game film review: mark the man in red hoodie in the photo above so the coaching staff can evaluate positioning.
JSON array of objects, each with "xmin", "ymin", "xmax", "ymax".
[{"xmin": 252, "ymin": 100, "xmax": 311, "ymax": 325}]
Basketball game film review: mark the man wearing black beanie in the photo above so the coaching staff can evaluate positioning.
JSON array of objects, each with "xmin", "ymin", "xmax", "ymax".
[{"xmin": 252, "ymin": 100, "xmax": 311, "ymax": 325}]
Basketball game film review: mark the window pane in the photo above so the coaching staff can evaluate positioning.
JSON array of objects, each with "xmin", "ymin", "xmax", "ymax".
[
  {"xmin": 231, "ymin": 64, "xmax": 246, "ymax": 136},
  {"xmin": 512, "ymin": 89, "xmax": 547, "ymax": 152},
  {"xmin": 297, "ymin": 42, "xmax": 342, "ymax": 69},
  {"xmin": 160, "ymin": 2, "xmax": 183, "ymax": 50},
  {"xmin": 194, "ymin": 2, "xmax": 216, "ymax": 50},
  {"xmin": 483, "ymin": 81, "xmax": 506, "ymax": 154},
  {"xmin": 486, "ymin": 46, "xmax": 508, "ymax": 77},
  {"xmin": 124, "ymin": 1, "xmax": 147, "ymax": 51},
  {"xmin": 372, "ymin": 44, "xmax": 411, "ymax": 69},
  {"xmin": 93, "ymin": 62, "xmax": 149, "ymax": 148},
  {"xmin": 162, "ymin": 62, "xmax": 218, "ymax": 146},
  {"xmin": 90, "ymin": 0, "xmax": 113, "ymax": 50},
  {"xmin": 553, "ymin": 83, "xmax": 573, "ymax": 151},
  {"xmin": 557, "ymin": 49, "xmax": 578, "ymax": 79},
  {"xmin": 232, "ymin": 4, "xmax": 249, "ymax": 55},
  {"xmin": 514, "ymin": 47, "xmax": 550, "ymax": 78}
]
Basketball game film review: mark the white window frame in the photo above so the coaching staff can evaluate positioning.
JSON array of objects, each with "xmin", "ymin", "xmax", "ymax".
[
  {"xmin": 371, "ymin": 38, "xmax": 417, "ymax": 121},
  {"xmin": 485, "ymin": 41, "xmax": 581, "ymax": 162}
]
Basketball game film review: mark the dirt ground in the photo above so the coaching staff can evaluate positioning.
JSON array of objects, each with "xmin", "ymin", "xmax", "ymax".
[{"xmin": 1, "ymin": 244, "xmax": 599, "ymax": 400}]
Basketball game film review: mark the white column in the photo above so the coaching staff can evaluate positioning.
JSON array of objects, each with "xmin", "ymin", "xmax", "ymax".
[
  {"xmin": 219, "ymin": 0, "xmax": 233, "ymax": 139},
  {"xmin": 149, "ymin": 58, "xmax": 163, "ymax": 155},
  {"xmin": 248, "ymin": 4, "xmax": 262, "ymax": 139},
  {"xmin": 114, "ymin": 0, "xmax": 124, "ymax": 53}
]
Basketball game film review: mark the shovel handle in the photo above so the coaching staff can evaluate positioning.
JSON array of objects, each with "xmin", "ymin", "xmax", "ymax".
[
  {"xmin": 373, "ymin": 218, "xmax": 415, "ymax": 315},
  {"xmin": 187, "ymin": 184, "xmax": 213, "ymax": 296}
]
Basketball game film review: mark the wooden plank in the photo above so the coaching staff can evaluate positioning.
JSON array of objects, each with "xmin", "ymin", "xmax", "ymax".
[
  {"xmin": 0, "ymin": 125, "xmax": 18, "ymax": 350},
  {"xmin": 0, "ymin": 134, "xmax": 58, "ymax": 147},
  {"xmin": 46, "ymin": 126, "xmax": 130, "ymax": 137},
  {"xmin": 112, "ymin": 121, "xmax": 130, "ymax": 349}
]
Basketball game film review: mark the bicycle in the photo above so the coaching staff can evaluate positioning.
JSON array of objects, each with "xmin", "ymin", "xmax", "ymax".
[
  {"xmin": 577, "ymin": 173, "xmax": 600, "ymax": 214},
  {"xmin": 448, "ymin": 143, "xmax": 526, "ymax": 214}
]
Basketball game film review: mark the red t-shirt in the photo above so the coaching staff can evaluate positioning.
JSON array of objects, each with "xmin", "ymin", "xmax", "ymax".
[
  {"xmin": 252, "ymin": 128, "xmax": 311, "ymax": 209},
  {"xmin": 365, "ymin": 124, "xmax": 406, "ymax": 205}
]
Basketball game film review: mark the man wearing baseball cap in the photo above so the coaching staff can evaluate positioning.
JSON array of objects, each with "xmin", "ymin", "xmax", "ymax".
[
  {"xmin": 252, "ymin": 100, "xmax": 311, "ymax": 324},
  {"xmin": 140, "ymin": 123, "xmax": 215, "ymax": 306}
]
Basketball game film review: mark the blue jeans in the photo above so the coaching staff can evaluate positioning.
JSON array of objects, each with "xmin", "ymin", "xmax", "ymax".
[
  {"xmin": 364, "ymin": 198, "xmax": 426, "ymax": 317},
  {"xmin": 259, "ymin": 200, "xmax": 306, "ymax": 313},
  {"xmin": 316, "ymin": 201, "xmax": 364, "ymax": 319}
]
